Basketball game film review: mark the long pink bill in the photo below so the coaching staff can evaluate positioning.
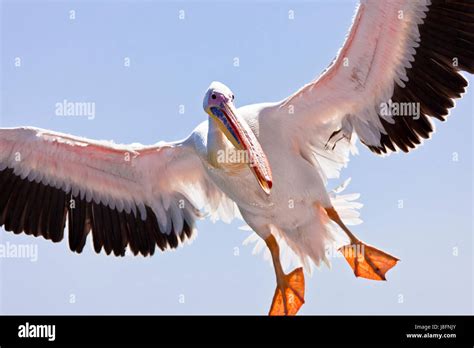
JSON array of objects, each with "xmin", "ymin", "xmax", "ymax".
[{"xmin": 221, "ymin": 103, "xmax": 273, "ymax": 195}]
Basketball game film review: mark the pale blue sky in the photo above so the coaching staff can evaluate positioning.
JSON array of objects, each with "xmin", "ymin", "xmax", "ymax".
[{"xmin": 0, "ymin": 0, "xmax": 472, "ymax": 315}]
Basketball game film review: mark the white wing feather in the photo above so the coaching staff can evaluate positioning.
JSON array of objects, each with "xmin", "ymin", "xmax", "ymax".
[{"xmin": 0, "ymin": 126, "xmax": 237, "ymax": 251}]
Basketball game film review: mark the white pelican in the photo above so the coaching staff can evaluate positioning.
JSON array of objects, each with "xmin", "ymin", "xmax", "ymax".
[{"xmin": 1, "ymin": 0, "xmax": 472, "ymax": 315}]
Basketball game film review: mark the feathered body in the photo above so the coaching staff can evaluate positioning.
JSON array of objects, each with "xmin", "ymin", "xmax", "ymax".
[{"xmin": 192, "ymin": 102, "xmax": 361, "ymax": 269}]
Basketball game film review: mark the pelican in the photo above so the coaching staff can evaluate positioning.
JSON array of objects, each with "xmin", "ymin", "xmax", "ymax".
[{"xmin": 1, "ymin": 0, "xmax": 472, "ymax": 315}]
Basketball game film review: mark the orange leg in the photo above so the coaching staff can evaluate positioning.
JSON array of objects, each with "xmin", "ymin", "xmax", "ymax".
[
  {"xmin": 265, "ymin": 235, "xmax": 305, "ymax": 316},
  {"xmin": 325, "ymin": 207, "xmax": 399, "ymax": 281}
]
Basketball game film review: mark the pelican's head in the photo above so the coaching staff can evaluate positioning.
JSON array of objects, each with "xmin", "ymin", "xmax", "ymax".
[{"xmin": 203, "ymin": 81, "xmax": 272, "ymax": 195}]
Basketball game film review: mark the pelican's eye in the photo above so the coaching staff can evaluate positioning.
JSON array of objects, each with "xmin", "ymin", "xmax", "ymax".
[
  {"xmin": 211, "ymin": 94, "xmax": 217, "ymax": 100},
  {"xmin": 231, "ymin": 95, "xmax": 234, "ymax": 101}
]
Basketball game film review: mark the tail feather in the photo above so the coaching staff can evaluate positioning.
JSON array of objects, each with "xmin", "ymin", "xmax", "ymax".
[{"xmin": 242, "ymin": 178, "xmax": 363, "ymax": 274}]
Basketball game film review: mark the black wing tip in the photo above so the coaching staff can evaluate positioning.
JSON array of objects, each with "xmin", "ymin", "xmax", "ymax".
[
  {"xmin": 367, "ymin": 0, "xmax": 472, "ymax": 155},
  {"xmin": 0, "ymin": 167, "xmax": 197, "ymax": 259}
]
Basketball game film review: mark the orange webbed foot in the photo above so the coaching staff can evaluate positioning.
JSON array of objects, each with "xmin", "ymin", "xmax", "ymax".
[
  {"xmin": 269, "ymin": 267, "xmax": 305, "ymax": 316},
  {"xmin": 339, "ymin": 242, "xmax": 399, "ymax": 281}
]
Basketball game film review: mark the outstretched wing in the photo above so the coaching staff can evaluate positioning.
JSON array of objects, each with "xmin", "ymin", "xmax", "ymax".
[
  {"xmin": 275, "ymin": 0, "xmax": 473, "ymax": 180},
  {"xmin": 0, "ymin": 126, "xmax": 237, "ymax": 256}
]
